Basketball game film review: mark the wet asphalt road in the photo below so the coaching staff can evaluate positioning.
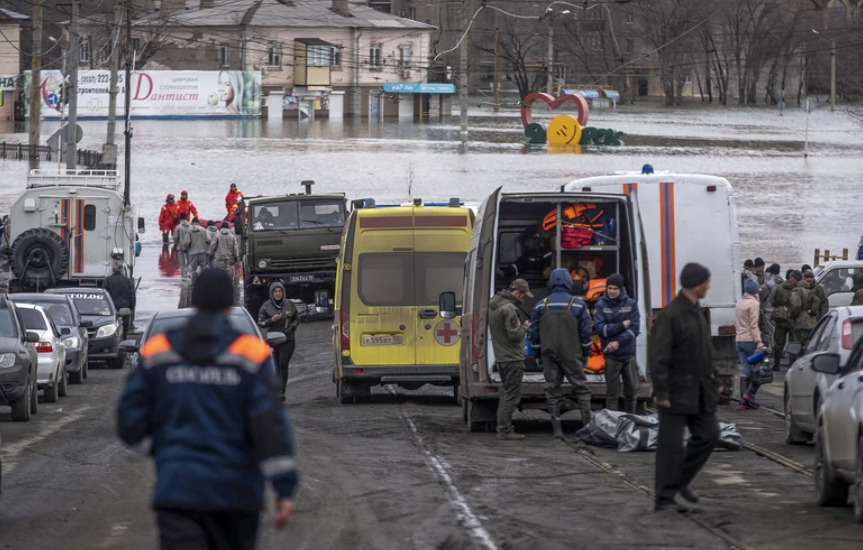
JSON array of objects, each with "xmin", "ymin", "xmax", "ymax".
[{"xmin": 0, "ymin": 247, "xmax": 862, "ymax": 549}]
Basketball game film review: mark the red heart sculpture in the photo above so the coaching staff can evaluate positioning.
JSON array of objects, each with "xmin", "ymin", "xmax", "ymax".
[{"xmin": 520, "ymin": 93, "xmax": 589, "ymax": 128}]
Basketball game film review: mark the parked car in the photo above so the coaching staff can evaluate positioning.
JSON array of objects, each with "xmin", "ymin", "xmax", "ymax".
[
  {"xmin": 9, "ymin": 293, "xmax": 91, "ymax": 384},
  {"xmin": 810, "ymin": 341, "xmax": 863, "ymax": 521},
  {"xmin": 0, "ymin": 298, "xmax": 39, "ymax": 421},
  {"xmin": 15, "ymin": 304, "xmax": 67, "ymax": 403},
  {"xmin": 814, "ymin": 260, "xmax": 863, "ymax": 308},
  {"xmin": 46, "ymin": 288, "xmax": 130, "ymax": 369},
  {"xmin": 121, "ymin": 307, "xmax": 285, "ymax": 358},
  {"xmin": 784, "ymin": 306, "xmax": 863, "ymax": 444}
]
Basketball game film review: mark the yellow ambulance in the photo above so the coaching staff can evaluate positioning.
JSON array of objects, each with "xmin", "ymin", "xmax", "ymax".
[{"xmin": 332, "ymin": 199, "xmax": 473, "ymax": 403}]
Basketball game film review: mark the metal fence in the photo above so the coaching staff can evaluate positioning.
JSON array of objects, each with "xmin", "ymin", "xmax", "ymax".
[{"xmin": 0, "ymin": 142, "xmax": 103, "ymax": 168}]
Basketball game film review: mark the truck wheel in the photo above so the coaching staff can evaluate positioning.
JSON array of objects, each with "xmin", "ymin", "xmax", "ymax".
[
  {"xmin": 10, "ymin": 228, "xmax": 69, "ymax": 288},
  {"xmin": 244, "ymin": 285, "xmax": 268, "ymax": 321},
  {"xmin": 10, "ymin": 380, "xmax": 32, "ymax": 421}
]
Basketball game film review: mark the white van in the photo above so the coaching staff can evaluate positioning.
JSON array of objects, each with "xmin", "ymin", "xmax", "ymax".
[
  {"xmin": 442, "ymin": 188, "xmax": 652, "ymax": 431},
  {"xmin": 563, "ymin": 171, "xmax": 741, "ymax": 397}
]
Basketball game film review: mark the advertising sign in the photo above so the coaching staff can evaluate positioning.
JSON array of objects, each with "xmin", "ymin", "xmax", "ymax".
[
  {"xmin": 0, "ymin": 75, "xmax": 18, "ymax": 91},
  {"xmin": 382, "ymin": 82, "xmax": 455, "ymax": 94},
  {"xmin": 24, "ymin": 70, "xmax": 262, "ymax": 118}
]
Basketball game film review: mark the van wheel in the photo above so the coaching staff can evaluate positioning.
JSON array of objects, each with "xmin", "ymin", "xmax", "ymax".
[
  {"xmin": 815, "ymin": 427, "xmax": 849, "ymax": 506},
  {"xmin": 337, "ymin": 379, "xmax": 354, "ymax": 404},
  {"xmin": 10, "ymin": 380, "xmax": 32, "ymax": 421},
  {"xmin": 467, "ymin": 400, "xmax": 496, "ymax": 433}
]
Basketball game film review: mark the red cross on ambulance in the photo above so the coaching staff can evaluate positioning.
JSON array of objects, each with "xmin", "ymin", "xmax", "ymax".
[{"xmin": 434, "ymin": 320, "xmax": 461, "ymax": 346}]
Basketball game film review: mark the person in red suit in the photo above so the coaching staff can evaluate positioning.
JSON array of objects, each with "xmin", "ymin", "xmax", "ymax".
[
  {"xmin": 225, "ymin": 183, "xmax": 243, "ymax": 214},
  {"xmin": 176, "ymin": 190, "xmax": 198, "ymax": 221},
  {"xmin": 158, "ymin": 194, "xmax": 179, "ymax": 244}
]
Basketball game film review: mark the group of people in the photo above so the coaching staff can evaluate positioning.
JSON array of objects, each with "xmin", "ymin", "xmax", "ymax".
[
  {"xmin": 158, "ymin": 184, "xmax": 247, "ymax": 246},
  {"xmin": 489, "ymin": 269, "xmax": 640, "ymax": 441},
  {"xmin": 171, "ymin": 214, "xmax": 240, "ymax": 280},
  {"xmin": 735, "ymin": 257, "xmax": 828, "ymax": 410}
]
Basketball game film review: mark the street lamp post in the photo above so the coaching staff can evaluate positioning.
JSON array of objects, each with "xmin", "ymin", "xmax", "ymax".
[{"xmin": 812, "ymin": 29, "xmax": 836, "ymax": 112}]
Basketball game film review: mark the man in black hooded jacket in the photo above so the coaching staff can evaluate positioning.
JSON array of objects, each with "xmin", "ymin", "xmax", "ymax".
[{"xmin": 257, "ymin": 282, "xmax": 299, "ymax": 401}]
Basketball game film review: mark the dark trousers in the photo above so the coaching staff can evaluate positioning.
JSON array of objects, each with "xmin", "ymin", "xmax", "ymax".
[
  {"xmin": 604, "ymin": 356, "xmax": 636, "ymax": 412},
  {"xmin": 274, "ymin": 338, "xmax": 296, "ymax": 397},
  {"xmin": 156, "ymin": 508, "xmax": 260, "ymax": 550},
  {"xmin": 655, "ymin": 407, "xmax": 720, "ymax": 504},
  {"xmin": 542, "ymin": 352, "xmax": 590, "ymax": 409},
  {"xmin": 497, "ymin": 360, "xmax": 524, "ymax": 433}
]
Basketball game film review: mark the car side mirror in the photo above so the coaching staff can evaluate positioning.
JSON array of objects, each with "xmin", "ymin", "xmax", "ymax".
[
  {"xmin": 266, "ymin": 331, "xmax": 287, "ymax": 347},
  {"xmin": 60, "ymin": 327, "xmax": 72, "ymax": 336},
  {"xmin": 25, "ymin": 331, "xmax": 39, "ymax": 343},
  {"xmin": 138, "ymin": 216, "xmax": 146, "ymax": 233},
  {"xmin": 811, "ymin": 353, "xmax": 842, "ymax": 375},
  {"xmin": 439, "ymin": 291, "xmax": 460, "ymax": 320},
  {"xmin": 80, "ymin": 320, "xmax": 93, "ymax": 328},
  {"xmin": 119, "ymin": 339, "xmax": 139, "ymax": 353},
  {"xmin": 117, "ymin": 308, "xmax": 132, "ymax": 317},
  {"xmin": 784, "ymin": 341, "xmax": 802, "ymax": 360}
]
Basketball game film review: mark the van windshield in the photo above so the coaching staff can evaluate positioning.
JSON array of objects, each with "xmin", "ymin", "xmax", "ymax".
[
  {"xmin": 0, "ymin": 309, "xmax": 18, "ymax": 338},
  {"xmin": 252, "ymin": 200, "xmax": 345, "ymax": 231},
  {"xmin": 358, "ymin": 252, "xmax": 466, "ymax": 307}
]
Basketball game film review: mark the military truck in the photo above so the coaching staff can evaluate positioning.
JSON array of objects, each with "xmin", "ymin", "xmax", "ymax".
[
  {"xmin": 240, "ymin": 181, "xmax": 348, "ymax": 321},
  {"xmin": 6, "ymin": 169, "xmax": 141, "ymax": 291}
]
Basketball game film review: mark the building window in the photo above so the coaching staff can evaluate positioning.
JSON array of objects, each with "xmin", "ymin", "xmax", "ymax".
[
  {"xmin": 625, "ymin": 38, "xmax": 634, "ymax": 54},
  {"xmin": 626, "ymin": 12, "xmax": 635, "ymax": 24},
  {"xmin": 268, "ymin": 43, "xmax": 282, "ymax": 67},
  {"xmin": 369, "ymin": 45, "xmax": 382, "ymax": 68},
  {"xmin": 132, "ymin": 37, "xmax": 141, "ymax": 54},
  {"xmin": 399, "ymin": 45, "xmax": 411, "ymax": 68},
  {"xmin": 331, "ymin": 46, "xmax": 342, "ymax": 67},
  {"xmin": 408, "ymin": 6, "xmax": 417, "ymax": 20},
  {"xmin": 79, "ymin": 41, "xmax": 90, "ymax": 63},
  {"xmin": 307, "ymin": 45, "xmax": 331, "ymax": 67},
  {"xmin": 219, "ymin": 44, "xmax": 230, "ymax": 67},
  {"xmin": 589, "ymin": 33, "xmax": 602, "ymax": 51}
]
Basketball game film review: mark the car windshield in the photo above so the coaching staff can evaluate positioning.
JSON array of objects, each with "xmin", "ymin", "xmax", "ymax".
[
  {"xmin": 0, "ymin": 309, "xmax": 18, "ymax": 338},
  {"xmin": 18, "ymin": 308, "xmax": 47, "ymax": 331},
  {"xmin": 66, "ymin": 293, "xmax": 114, "ymax": 316},
  {"xmin": 251, "ymin": 200, "xmax": 345, "ymax": 231},
  {"xmin": 147, "ymin": 312, "xmax": 257, "ymax": 338}
]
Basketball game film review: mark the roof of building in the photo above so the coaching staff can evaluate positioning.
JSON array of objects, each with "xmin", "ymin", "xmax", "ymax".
[
  {"xmin": 141, "ymin": 0, "xmax": 435, "ymax": 31},
  {"xmin": 0, "ymin": 8, "xmax": 28, "ymax": 22}
]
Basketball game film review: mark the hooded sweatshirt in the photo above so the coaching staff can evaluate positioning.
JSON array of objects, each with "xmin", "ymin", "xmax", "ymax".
[
  {"xmin": 184, "ymin": 223, "xmax": 212, "ymax": 256},
  {"xmin": 489, "ymin": 289, "xmax": 527, "ymax": 363},
  {"xmin": 173, "ymin": 219, "xmax": 191, "ymax": 250},
  {"xmin": 529, "ymin": 269, "xmax": 593, "ymax": 359},
  {"xmin": 594, "ymin": 287, "xmax": 640, "ymax": 362},
  {"xmin": 257, "ymin": 282, "xmax": 299, "ymax": 340},
  {"xmin": 209, "ymin": 227, "xmax": 239, "ymax": 266}
]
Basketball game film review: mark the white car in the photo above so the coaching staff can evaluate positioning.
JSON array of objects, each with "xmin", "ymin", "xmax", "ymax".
[
  {"xmin": 15, "ymin": 304, "xmax": 67, "ymax": 403},
  {"xmin": 814, "ymin": 260, "xmax": 863, "ymax": 308},
  {"xmin": 812, "ymin": 343, "xmax": 863, "ymax": 522}
]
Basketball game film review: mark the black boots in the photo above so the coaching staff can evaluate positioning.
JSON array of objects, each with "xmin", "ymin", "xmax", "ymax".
[{"xmin": 549, "ymin": 405, "xmax": 565, "ymax": 440}]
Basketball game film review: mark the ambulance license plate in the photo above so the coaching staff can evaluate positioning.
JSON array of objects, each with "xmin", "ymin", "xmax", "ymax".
[{"xmin": 362, "ymin": 335, "xmax": 403, "ymax": 346}]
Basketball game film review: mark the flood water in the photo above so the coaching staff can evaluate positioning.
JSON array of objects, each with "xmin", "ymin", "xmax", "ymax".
[{"xmin": 1, "ymin": 101, "xmax": 861, "ymax": 318}]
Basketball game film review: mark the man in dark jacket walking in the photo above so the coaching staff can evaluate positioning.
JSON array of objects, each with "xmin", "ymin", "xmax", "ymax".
[
  {"xmin": 257, "ymin": 282, "xmax": 300, "ymax": 402},
  {"xmin": 117, "ymin": 269, "xmax": 298, "ymax": 549},
  {"xmin": 650, "ymin": 262, "xmax": 721, "ymax": 512},
  {"xmin": 529, "ymin": 269, "xmax": 593, "ymax": 439},
  {"xmin": 102, "ymin": 262, "xmax": 136, "ymax": 336},
  {"xmin": 489, "ymin": 278, "xmax": 532, "ymax": 441},
  {"xmin": 594, "ymin": 273, "xmax": 640, "ymax": 413}
]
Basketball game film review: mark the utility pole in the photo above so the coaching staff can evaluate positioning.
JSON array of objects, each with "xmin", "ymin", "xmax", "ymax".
[
  {"xmin": 493, "ymin": 27, "xmax": 499, "ymax": 113},
  {"xmin": 104, "ymin": 0, "xmax": 122, "ymax": 168},
  {"xmin": 65, "ymin": 0, "xmax": 80, "ymax": 170},
  {"xmin": 459, "ymin": 0, "xmax": 468, "ymax": 138},
  {"xmin": 123, "ymin": 0, "xmax": 132, "ymax": 207},
  {"xmin": 28, "ymin": 0, "xmax": 43, "ymax": 171},
  {"xmin": 546, "ymin": 20, "xmax": 554, "ymax": 95},
  {"xmin": 829, "ymin": 40, "xmax": 836, "ymax": 112}
]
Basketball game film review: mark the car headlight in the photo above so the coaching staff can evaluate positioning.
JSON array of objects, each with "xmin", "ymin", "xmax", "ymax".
[
  {"xmin": 63, "ymin": 337, "xmax": 81, "ymax": 349},
  {"xmin": 0, "ymin": 353, "xmax": 15, "ymax": 369},
  {"xmin": 96, "ymin": 323, "xmax": 118, "ymax": 338},
  {"xmin": 258, "ymin": 259, "xmax": 269, "ymax": 269}
]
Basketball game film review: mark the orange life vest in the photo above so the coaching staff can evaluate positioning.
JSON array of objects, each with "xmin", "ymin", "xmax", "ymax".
[{"xmin": 542, "ymin": 202, "xmax": 605, "ymax": 232}]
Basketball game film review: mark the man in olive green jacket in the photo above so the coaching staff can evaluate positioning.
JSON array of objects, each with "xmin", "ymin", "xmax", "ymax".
[
  {"xmin": 650, "ymin": 263, "xmax": 721, "ymax": 512},
  {"xmin": 791, "ymin": 279, "xmax": 818, "ymax": 344},
  {"xmin": 803, "ymin": 270, "xmax": 828, "ymax": 320},
  {"xmin": 489, "ymin": 279, "xmax": 533, "ymax": 441},
  {"xmin": 771, "ymin": 271, "xmax": 801, "ymax": 370}
]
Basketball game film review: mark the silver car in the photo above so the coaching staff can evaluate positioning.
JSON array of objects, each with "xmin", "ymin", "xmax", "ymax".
[
  {"xmin": 814, "ymin": 260, "xmax": 863, "ymax": 308},
  {"xmin": 811, "ymin": 343, "xmax": 863, "ymax": 522},
  {"xmin": 784, "ymin": 306, "xmax": 863, "ymax": 444},
  {"xmin": 15, "ymin": 304, "xmax": 68, "ymax": 403}
]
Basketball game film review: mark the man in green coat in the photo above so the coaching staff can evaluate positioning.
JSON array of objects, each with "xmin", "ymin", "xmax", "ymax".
[
  {"xmin": 791, "ymin": 278, "xmax": 818, "ymax": 344},
  {"xmin": 770, "ymin": 270, "xmax": 801, "ymax": 370},
  {"xmin": 650, "ymin": 263, "xmax": 721, "ymax": 512},
  {"xmin": 489, "ymin": 279, "xmax": 533, "ymax": 441},
  {"xmin": 803, "ymin": 270, "xmax": 828, "ymax": 320}
]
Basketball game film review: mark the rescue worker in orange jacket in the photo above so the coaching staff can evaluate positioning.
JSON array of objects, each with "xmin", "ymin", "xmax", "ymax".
[
  {"xmin": 158, "ymin": 194, "xmax": 178, "ymax": 244},
  {"xmin": 176, "ymin": 190, "xmax": 198, "ymax": 221},
  {"xmin": 225, "ymin": 183, "xmax": 243, "ymax": 214}
]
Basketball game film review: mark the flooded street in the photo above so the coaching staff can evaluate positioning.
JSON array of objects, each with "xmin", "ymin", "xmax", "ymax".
[{"xmin": 1, "ymin": 103, "xmax": 863, "ymax": 549}]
